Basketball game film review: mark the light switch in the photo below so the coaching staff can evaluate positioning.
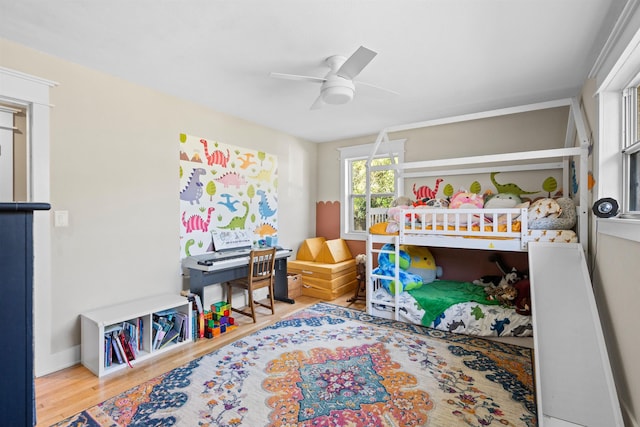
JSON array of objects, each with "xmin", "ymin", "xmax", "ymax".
[{"xmin": 54, "ymin": 210, "xmax": 69, "ymax": 227}]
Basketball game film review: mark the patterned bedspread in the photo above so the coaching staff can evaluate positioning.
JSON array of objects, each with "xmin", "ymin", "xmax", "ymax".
[{"xmin": 371, "ymin": 286, "xmax": 533, "ymax": 337}]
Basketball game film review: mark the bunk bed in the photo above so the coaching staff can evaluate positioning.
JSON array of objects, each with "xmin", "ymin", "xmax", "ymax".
[
  {"xmin": 361, "ymin": 98, "xmax": 624, "ymax": 426},
  {"xmin": 363, "ymin": 98, "xmax": 590, "ymax": 338}
]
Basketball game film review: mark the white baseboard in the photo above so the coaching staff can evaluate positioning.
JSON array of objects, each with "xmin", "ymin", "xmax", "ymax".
[{"xmin": 35, "ymin": 345, "xmax": 80, "ymax": 378}]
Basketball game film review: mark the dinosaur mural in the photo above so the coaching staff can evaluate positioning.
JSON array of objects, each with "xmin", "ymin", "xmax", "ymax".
[
  {"xmin": 217, "ymin": 193, "xmax": 240, "ymax": 212},
  {"xmin": 179, "ymin": 134, "xmax": 279, "ymax": 258},
  {"xmin": 180, "ymin": 167, "xmax": 207, "ymax": 205},
  {"xmin": 237, "ymin": 152, "xmax": 257, "ymax": 169},
  {"xmin": 490, "ymin": 172, "xmax": 538, "ymax": 196},
  {"xmin": 219, "ymin": 201, "xmax": 250, "ymax": 230},
  {"xmin": 200, "ymin": 139, "xmax": 230, "ymax": 167},
  {"xmin": 257, "ymin": 189, "xmax": 277, "ymax": 220},
  {"xmin": 413, "ymin": 178, "xmax": 443, "ymax": 201},
  {"xmin": 249, "ymin": 159, "xmax": 275, "ymax": 182},
  {"xmin": 215, "ymin": 171, "xmax": 247, "ymax": 189},
  {"xmin": 182, "ymin": 207, "xmax": 215, "ymax": 233},
  {"xmin": 254, "ymin": 223, "xmax": 277, "ymax": 236}
]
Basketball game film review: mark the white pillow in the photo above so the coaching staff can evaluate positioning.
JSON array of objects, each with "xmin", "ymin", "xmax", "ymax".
[{"xmin": 528, "ymin": 198, "xmax": 562, "ymax": 220}]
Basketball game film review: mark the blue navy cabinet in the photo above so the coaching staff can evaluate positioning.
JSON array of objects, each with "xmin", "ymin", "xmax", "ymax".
[{"xmin": 0, "ymin": 202, "xmax": 50, "ymax": 426}]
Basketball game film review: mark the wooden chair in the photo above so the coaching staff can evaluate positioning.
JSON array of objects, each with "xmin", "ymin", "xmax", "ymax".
[{"xmin": 226, "ymin": 247, "xmax": 276, "ymax": 323}]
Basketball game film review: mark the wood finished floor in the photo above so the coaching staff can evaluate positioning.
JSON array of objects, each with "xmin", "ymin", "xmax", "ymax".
[{"xmin": 35, "ymin": 294, "xmax": 365, "ymax": 426}]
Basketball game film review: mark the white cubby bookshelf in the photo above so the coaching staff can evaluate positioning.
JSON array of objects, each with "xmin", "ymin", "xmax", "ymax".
[{"xmin": 81, "ymin": 293, "xmax": 193, "ymax": 377}]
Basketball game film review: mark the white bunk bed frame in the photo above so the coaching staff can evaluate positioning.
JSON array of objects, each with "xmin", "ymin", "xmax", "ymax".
[
  {"xmin": 365, "ymin": 98, "xmax": 590, "ymax": 320},
  {"xmin": 363, "ymin": 98, "xmax": 624, "ymax": 426}
]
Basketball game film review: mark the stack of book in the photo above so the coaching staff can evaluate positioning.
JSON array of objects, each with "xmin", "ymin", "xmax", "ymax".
[
  {"xmin": 103, "ymin": 318, "xmax": 142, "ymax": 368},
  {"xmin": 152, "ymin": 309, "xmax": 189, "ymax": 350}
]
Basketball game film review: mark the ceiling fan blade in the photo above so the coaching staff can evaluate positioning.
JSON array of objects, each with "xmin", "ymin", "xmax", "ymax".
[
  {"xmin": 336, "ymin": 46, "xmax": 377, "ymax": 80},
  {"xmin": 310, "ymin": 94, "xmax": 324, "ymax": 110},
  {"xmin": 269, "ymin": 72, "xmax": 326, "ymax": 84},
  {"xmin": 356, "ymin": 80, "xmax": 400, "ymax": 96}
]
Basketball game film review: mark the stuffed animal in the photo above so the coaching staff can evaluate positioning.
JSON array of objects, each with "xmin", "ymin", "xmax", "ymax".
[
  {"xmin": 513, "ymin": 279, "xmax": 532, "ymax": 315},
  {"xmin": 474, "ymin": 253, "xmax": 531, "ymax": 314},
  {"xmin": 385, "ymin": 197, "xmax": 414, "ymax": 233},
  {"xmin": 474, "ymin": 253, "xmax": 527, "ymax": 286},
  {"xmin": 372, "ymin": 244, "xmax": 424, "ymax": 294},
  {"xmin": 485, "ymin": 284, "xmax": 518, "ymax": 306},
  {"xmin": 483, "ymin": 192, "xmax": 522, "ymax": 209},
  {"xmin": 449, "ymin": 190, "xmax": 484, "ymax": 209},
  {"xmin": 401, "ymin": 245, "xmax": 442, "ymax": 283},
  {"xmin": 473, "ymin": 267, "xmax": 523, "ymax": 289}
]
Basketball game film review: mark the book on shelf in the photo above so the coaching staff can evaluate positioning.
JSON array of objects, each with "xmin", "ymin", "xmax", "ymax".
[
  {"xmin": 104, "ymin": 336, "xmax": 112, "ymax": 367},
  {"xmin": 111, "ymin": 331, "xmax": 126, "ymax": 366},
  {"xmin": 119, "ymin": 330, "xmax": 136, "ymax": 362},
  {"xmin": 159, "ymin": 328, "xmax": 180, "ymax": 348},
  {"xmin": 103, "ymin": 318, "xmax": 145, "ymax": 368},
  {"xmin": 153, "ymin": 310, "xmax": 177, "ymax": 350}
]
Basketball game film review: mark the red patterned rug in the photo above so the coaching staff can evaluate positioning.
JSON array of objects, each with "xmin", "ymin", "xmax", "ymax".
[{"xmin": 54, "ymin": 303, "xmax": 536, "ymax": 426}]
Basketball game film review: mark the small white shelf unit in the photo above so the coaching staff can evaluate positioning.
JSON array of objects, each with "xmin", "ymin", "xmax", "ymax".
[{"xmin": 81, "ymin": 293, "xmax": 192, "ymax": 377}]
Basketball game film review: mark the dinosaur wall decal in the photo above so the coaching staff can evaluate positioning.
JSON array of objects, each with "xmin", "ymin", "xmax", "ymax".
[
  {"xmin": 219, "ymin": 201, "xmax": 250, "ymax": 230},
  {"xmin": 200, "ymin": 139, "xmax": 230, "ymax": 167},
  {"xmin": 490, "ymin": 172, "xmax": 538, "ymax": 196},
  {"xmin": 413, "ymin": 178, "xmax": 443, "ymax": 201},
  {"xmin": 182, "ymin": 206, "xmax": 215, "ymax": 233},
  {"xmin": 257, "ymin": 189, "xmax": 277, "ymax": 220},
  {"xmin": 217, "ymin": 193, "xmax": 240, "ymax": 212},
  {"xmin": 180, "ymin": 168, "xmax": 207, "ymax": 205}
]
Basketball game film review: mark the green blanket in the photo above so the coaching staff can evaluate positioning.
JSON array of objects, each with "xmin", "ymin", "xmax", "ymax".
[{"xmin": 407, "ymin": 280, "xmax": 500, "ymax": 326}]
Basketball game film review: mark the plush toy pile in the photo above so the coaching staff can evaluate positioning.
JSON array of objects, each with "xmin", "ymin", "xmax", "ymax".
[{"xmin": 473, "ymin": 253, "xmax": 531, "ymax": 315}]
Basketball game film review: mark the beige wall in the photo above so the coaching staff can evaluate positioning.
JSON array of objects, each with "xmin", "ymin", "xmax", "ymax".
[
  {"xmin": 591, "ymin": 233, "xmax": 640, "ymax": 426},
  {"xmin": 317, "ymin": 106, "xmax": 570, "ymax": 202},
  {"xmin": 0, "ymin": 38, "xmax": 317, "ymax": 374}
]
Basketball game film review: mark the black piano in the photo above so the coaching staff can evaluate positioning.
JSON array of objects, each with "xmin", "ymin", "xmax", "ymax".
[{"xmin": 182, "ymin": 247, "xmax": 293, "ymax": 304}]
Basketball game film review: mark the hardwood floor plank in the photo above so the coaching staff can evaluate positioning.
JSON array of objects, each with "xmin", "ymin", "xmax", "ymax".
[{"xmin": 35, "ymin": 295, "xmax": 364, "ymax": 425}]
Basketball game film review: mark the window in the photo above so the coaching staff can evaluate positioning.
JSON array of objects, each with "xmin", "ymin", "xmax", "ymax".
[
  {"xmin": 623, "ymin": 82, "xmax": 640, "ymax": 214},
  {"xmin": 339, "ymin": 140, "xmax": 405, "ymax": 240}
]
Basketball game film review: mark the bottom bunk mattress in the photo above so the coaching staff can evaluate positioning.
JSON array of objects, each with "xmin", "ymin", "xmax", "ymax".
[{"xmin": 370, "ymin": 280, "xmax": 533, "ymax": 337}]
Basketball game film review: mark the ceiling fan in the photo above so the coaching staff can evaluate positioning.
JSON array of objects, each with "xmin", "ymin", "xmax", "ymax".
[{"xmin": 270, "ymin": 46, "xmax": 398, "ymax": 110}]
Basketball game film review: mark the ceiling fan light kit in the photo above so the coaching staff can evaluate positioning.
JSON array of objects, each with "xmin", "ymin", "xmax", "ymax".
[
  {"xmin": 321, "ymin": 76, "xmax": 355, "ymax": 105},
  {"xmin": 270, "ymin": 45, "xmax": 395, "ymax": 110}
]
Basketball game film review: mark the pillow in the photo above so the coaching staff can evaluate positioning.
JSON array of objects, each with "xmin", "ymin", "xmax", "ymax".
[
  {"xmin": 528, "ymin": 198, "xmax": 577, "ymax": 230},
  {"xmin": 369, "ymin": 221, "xmax": 396, "ymax": 235},
  {"xmin": 528, "ymin": 198, "xmax": 562, "ymax": 221}
]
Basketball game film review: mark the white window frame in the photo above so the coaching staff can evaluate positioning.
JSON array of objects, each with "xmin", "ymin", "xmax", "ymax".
[
  {"xmin": 338, "ymin": 139, "xmax": 405, "ymax": 241},
  {"xmin": 594, "ymin": 7, "xmax": 640, "ymax": 242},
  {"xmin": 622, "ymin": 82, "xmax": 640, "ymax": 215}
]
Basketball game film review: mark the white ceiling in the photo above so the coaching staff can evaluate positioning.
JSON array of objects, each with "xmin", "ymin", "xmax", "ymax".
[{"xmin": 0, "ymin": 0, "xmax": 624, "ymax": 143}]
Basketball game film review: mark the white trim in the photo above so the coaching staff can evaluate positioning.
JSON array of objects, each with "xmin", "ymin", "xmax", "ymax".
[
  {"xmin": 339, "ymin": 139, "xmax": 405, "ymax": 241},
  {"xmin": 0, "ymin": 66, "xmax": 57, "ymax": 88},
  {"xmin": 590, "ymin": 0, "xmax": 640, "ymax": 80},
  {"xmin": 369, "ymin": 99, "xmax": 572, "ymax": 166},
  {"xmin": 0, "ymin": 67, "xmax": 55, "ymax": 377},
  {"xmin": 597, "ymin": 217, "xmax": 640, "ymax": 243},
  {"xmin": 380, "ymin": 99, "xmax": 571, "ymax": 135}
]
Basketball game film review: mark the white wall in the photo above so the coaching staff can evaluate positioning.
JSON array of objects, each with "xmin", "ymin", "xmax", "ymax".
[{"xmin": 0, "ymin": 38, "xmax": 317, "ymax": 375}]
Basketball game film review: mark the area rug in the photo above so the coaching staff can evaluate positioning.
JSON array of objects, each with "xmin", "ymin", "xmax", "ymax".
[{"xmin": 54, "ymin": 303, "xmax": 536, "ymax": 426}]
